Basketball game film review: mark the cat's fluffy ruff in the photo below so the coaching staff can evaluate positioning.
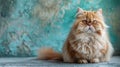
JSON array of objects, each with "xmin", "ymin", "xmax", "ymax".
[{"xmin": 38, "ymin": 8, "xmax": 114, "ymax": 63}]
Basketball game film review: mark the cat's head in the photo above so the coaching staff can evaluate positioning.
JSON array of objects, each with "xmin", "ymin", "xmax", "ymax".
[{"xmin": 74, "ymin": 8, "xmax": 108, "ymax": 35}]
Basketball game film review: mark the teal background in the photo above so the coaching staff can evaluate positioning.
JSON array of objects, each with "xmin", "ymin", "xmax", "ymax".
[{"xmin": 0, "ymin": 0, "xmax": 120, "ymax": 57}]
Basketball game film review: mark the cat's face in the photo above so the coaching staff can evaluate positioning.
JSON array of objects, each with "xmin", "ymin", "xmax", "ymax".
[{"xmin": 74, "ymin": 8, "xmax": 107, "ymax": 35}]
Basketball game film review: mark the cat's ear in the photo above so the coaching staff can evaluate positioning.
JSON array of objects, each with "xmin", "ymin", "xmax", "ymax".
[
  {"xmin": 77, "ymin": 7, "xmax": 84, "ymax": 13},
  {"xmin": 96, "ymin": 8, "xmax": 102, "ymax": 14},
  {"xmin": 76, "ymin": 7, "xmax": 83, "ymax": 17}
]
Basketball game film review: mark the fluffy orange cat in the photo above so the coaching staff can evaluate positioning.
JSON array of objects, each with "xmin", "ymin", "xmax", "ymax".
[{"xmin": 38, "ymin": 8, "xmax": 114, "ymax": 63}]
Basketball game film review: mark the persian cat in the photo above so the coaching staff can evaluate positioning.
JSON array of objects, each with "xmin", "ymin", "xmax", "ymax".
[{"xmin": 38, "ymin": 8, "xmax": 114, "ymax": 63}]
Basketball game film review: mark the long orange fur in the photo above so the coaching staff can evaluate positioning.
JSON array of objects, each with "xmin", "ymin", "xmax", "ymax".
[{"xmin": 38, "ymin": 8, "xmax": 114, "ymax": 63}]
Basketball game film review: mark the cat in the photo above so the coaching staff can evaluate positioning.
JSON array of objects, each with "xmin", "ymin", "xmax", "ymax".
[{"xmin": 38, "ymin": 8, "xmax": 114, "ymax": 63}]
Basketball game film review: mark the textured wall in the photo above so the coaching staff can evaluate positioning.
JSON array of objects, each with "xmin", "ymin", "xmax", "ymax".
[{"xmin": 0, "ymin": 0, "xmax": 120, "ymax": 57}]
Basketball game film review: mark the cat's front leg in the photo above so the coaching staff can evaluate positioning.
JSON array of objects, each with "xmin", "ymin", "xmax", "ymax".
[
  {"xmin": 78, "ymin": 59, "xmax": 88, "ymax": 63},
  {"xmin": 89, "ymin": 58, "xmax": 100, "ymax": 63}
]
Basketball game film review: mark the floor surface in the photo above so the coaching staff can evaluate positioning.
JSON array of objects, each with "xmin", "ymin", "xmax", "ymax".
[{"xmin": 0, "ymin": 56, "xmax": 120, "ymax": 67}]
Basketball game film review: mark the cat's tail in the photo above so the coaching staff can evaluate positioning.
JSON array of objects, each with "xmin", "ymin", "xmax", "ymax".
[{"xmin": 38, "ymin": 48, "xmax": 63, "ymax": 61}]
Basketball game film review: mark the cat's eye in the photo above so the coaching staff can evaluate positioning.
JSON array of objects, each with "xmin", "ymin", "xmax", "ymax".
[
  {"xmin": 82, "ymin": 20, "xmax": 87, "ymax": 23},
  {"xmin": 93, "ymin": 20, "xmax": 97, "ymax": 23}
]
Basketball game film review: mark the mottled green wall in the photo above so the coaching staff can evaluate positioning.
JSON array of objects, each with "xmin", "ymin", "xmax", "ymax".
[{"xmin": 0, "ymin": 0, "xmax": 120, "ymax": 57}]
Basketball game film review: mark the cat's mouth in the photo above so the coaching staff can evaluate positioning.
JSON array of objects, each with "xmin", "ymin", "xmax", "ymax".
[{"xmin": 85, "ymin": 26, "xmax": 95, "ymax": 33}]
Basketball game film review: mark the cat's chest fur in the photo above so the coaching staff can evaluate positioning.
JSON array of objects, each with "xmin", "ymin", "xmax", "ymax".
[{"xmin": 70, "ymin": 33, "xmax": 106, "ymax": 59}]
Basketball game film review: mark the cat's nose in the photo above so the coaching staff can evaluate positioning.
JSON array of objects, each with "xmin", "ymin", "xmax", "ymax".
[{"xmin": 87, "ymin": 22, "xmax": 92, "ymax": 26}]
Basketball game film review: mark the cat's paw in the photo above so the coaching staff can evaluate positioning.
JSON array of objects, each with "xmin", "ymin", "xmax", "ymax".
[
  {"xmin": 78, "ymin": 59, "xmax": 88, "ymax": 64},
  {"xmin": 90, "ymin": 58, "xmax": 99, "ymax": 63},
  {"xmin": 100, "ymin": 57, "xmax": 110, "ymax": 62}
]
